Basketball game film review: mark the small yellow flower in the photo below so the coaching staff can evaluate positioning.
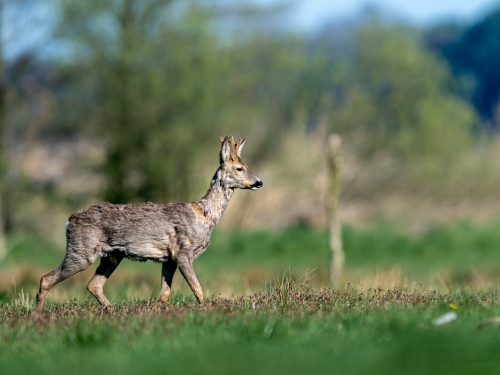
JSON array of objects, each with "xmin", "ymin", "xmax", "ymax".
[{"xmin": 449, "ymin": 303, "xmax": 458, "ymax": 310}]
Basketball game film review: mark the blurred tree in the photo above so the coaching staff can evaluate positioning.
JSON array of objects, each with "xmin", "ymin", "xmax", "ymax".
[
  {"xmin": 426, "ymin": 8, "xmax": 500, "ymax": 128},
  {"xmin": 0, "ymin": 0, "xmax": 40, "ymax": 252},
  {"xmin": 53, "ymin": 0, "xmax": 317, "ymax": 204},
  {"xmin": 0, "ymin": 0, "xmax": 6, "ymax": 257},
  {"xmin": 331, "ymin": 25, "xmax": 477, "ymax": 157},
  {"xmin": 54, "ymin": 0, "xmax": 233, "ymax": 203}
]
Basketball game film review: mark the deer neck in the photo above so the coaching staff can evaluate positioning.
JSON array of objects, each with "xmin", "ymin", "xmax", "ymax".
[{"xmin": 196, "ymin": 168, "xmax": 234, "ymax": 229}]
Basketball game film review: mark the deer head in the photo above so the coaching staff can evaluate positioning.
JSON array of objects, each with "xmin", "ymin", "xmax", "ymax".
[{"xmin": 218, "ymin": 136, "xmax": 263, "ymax": 190}]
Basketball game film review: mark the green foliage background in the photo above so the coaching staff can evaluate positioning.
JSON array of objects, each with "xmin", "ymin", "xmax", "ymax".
[{"xmin": 2, "ymin": 0, "xmax": 487, "ymax": 220}]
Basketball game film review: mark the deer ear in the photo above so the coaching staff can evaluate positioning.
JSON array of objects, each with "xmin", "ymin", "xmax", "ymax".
[
  {"xmin": 219, "ymin": 136, "xmax": 225, "ymax": 143},
  {"xmin": 220, "ymin": 136, "xmax": 231, "ymax": 163},
  {"xmin": 236, "ymin": 138, "xmax": 245, "ymax": 157}
]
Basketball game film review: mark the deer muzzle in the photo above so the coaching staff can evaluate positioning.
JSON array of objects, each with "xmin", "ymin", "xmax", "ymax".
[{"xmin": 250, "ymin": 180, "xmax": 263, "ymax": 190}]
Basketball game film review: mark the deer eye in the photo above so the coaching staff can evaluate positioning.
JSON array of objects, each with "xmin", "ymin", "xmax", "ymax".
[{"xmin": 236, "ymin": 167, "xmax": 244, "ymax": 172}]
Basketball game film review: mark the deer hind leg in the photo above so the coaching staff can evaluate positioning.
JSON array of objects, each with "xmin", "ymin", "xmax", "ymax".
[
  {"xmin": 87, "ymin": 253, "xmax": 123, "ymax": 308},
  {"xmin": 159, "ymin": 260, "xmax": 177, "ymax": 303},
  {"xmin": 177, "ymin": 256, "xmax": 203, "ymax": 304},
  {"xmin": 34, "ymin": 254, "xmax": 94, "ymax": 315}
]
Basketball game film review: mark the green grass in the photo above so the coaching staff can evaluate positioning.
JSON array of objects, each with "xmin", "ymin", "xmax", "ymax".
[
  {"xmin": 2, "ymin": 220, "xmax": 500, "ymax": 374},
  {"xmin": 2, "ymin": 284, "xmax": 500, "ymax": 375}
]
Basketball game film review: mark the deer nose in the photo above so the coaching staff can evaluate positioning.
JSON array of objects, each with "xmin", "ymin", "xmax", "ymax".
[{"xmin": 250, "ymin": 180, "xmax": 263, "ymax": 190}]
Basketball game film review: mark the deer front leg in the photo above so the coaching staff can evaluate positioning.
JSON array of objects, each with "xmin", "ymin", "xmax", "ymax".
[
  {"xmin": 159, "ymin": 261, "xmax": 177, "ymax": 303},
  {"xmin": 176, "ymin": 256, "xmax": 203, "ymax": 304}
]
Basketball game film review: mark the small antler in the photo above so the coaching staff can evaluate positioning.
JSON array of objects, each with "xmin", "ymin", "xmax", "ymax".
[
  {"xmin": 220, "ymin": 136, "xmax": 246, "ymax": 161},
  {"xmin": 235, "ymin": 138, "xmax": 245, "ymax": 157}
]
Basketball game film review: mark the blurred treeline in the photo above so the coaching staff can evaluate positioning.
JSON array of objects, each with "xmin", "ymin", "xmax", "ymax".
[{"xmin": 1, "ymin": 0, "xmax": 500, "ymax": 246}]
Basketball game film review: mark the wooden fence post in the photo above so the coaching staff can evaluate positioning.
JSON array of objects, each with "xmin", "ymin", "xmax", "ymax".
[{"xmin": 327, "ymin": 134, "xmax": 344, "ymax": 286}]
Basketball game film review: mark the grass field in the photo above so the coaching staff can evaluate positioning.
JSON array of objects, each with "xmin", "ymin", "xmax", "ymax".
[{"xmin": 1, "ymin": 220, "xmax": 500, "ymax": 374}]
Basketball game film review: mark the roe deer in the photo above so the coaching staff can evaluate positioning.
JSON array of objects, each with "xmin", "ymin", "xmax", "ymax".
[{"xmin": 33, "ymin": 136, "xmax": 262, "ymax": 314}]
